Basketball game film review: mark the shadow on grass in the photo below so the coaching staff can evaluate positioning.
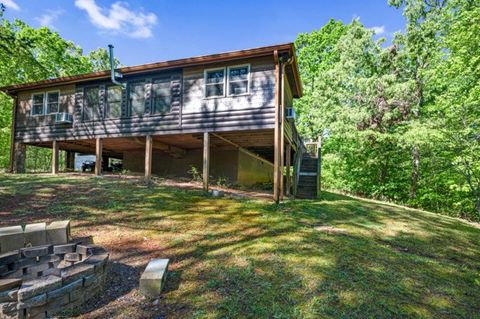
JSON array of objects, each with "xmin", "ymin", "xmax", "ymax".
[{"xmin": 0, "ymin": 174, "xmax": 479, "ymax": 318}]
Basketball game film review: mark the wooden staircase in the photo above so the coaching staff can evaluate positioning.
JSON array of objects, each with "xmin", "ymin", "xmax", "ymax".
[
  {"xmin": 294, "ymin": 140, "xmax": 321, "ymax": 199},
  {"xmin": 296, "ymin": 154, "xmax": 319, "ymax": 199}
]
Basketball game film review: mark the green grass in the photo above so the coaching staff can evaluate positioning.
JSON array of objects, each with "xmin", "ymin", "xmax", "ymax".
[{"xmin": 1, "ymin": 174, "xmax": 479, "ymax": 319}]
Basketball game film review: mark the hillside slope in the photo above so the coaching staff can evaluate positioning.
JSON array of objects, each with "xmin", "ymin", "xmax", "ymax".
[{"xmin": 0, "ymin": 174, "xmax": 479, "ymax": 319}]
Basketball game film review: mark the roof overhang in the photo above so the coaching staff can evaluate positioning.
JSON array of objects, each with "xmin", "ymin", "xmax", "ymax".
[{"xmin": 0, "ymin": 43, "xmax": 302, "ymax": 97}]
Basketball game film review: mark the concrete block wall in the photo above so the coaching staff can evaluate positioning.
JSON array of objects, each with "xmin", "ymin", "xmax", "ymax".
[
  {"xmin": 123, "ymin": 148, "xmax": 273, "ymax": 186},
  {"xmin": 123, "ymin": 149, "xmax": 239, "ymax": 184}
]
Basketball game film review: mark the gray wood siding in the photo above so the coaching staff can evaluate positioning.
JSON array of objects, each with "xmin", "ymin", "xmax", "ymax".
[
  {"xmin": 14, "ymin": 56, "xmax": 277, "ymax": 143},
  {"xmin": 182, "ymin": 56, "xmax": 276, "ymax": 114}
]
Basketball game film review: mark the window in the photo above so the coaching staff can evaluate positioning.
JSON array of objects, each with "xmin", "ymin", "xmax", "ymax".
[
  {"xmin": 106, "ymin": 86, "xmax": 122, "ymax": 118},
  {"xmin": 46, "ymin": 91, "xmax": 60, "ymax": 114},
  {"xmin": 228, "ymin": 65, "xmax": 250, "ymax": 96},
  {"xmin": 83, "ymin": 87, "xmax": 100, "ymax": 121},
  {"xmin": 129, "ymin": 82, "xmax": 145, "ymax": 116},
  {"xmin": 204, "ymin": 68, "xmax": 225, "ymax": 98},
  {"xmin": 151, "ymin": 78, "xmax": 171, "ymax": 114},
  {"xmin": 31, "ymin": 93, "xmax": 45, "ymax": 115}
]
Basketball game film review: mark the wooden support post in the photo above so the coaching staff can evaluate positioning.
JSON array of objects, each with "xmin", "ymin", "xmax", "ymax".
[
  {"xmin": 286, "ymin": 143, "xmax": 291, "ymax": 197},
  {"xmin": 95, "ymin": 138, "xmax": 102, "ymax": 176},
  {"xmin": 273, "ymin": 50, "xmax": 281, "ymax": 203},
  {"xmin": 52, "ymin": 140, "xmax": 59, "ymax": 175},
  {"xmin": 65, "ymin": 151, "xmax": 75, "ymax": 171},
  {"xmin": 9, "ymin": 95, "xmax": 18, "ymax": 173},
  {"xmin": 203, "ymin": 132, "xmax": 210, "ymax": 192},
  {"xmin": 12, "ymin": 142, "xmax": 26, "ymax": 174},
  {"xmin": 145, "ymin": 135, "xmax": 153, "ymax": 180},
  {"xmin": 280, "ymin": 66, "xmax": 286, "ymax": 201}
]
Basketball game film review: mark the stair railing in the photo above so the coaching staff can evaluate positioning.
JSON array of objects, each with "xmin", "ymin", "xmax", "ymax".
[{"xmin": 303, "ymin": 137, "xmax": 322, "ymax": 197}]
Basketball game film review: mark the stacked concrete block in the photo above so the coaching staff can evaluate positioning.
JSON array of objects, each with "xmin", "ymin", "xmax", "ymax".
[
  {"xmin": 0, "ymin": 242, "xmax": 109, "ymax": 319},
  {"xmin": 140, "ymin": 259, "xmax": 169, "ymax": 298},
  {"xmin": 46, "ymin": 221, "xmax": 70, "ymax": 246},
  {"xmin": 23, "ymin": 223, "xmax": 47, "ymax": 247},
  {"xmin": 0, "ymin": 221, "xmax": 70, "ymax": 255},
  {"xmin": 0, "ymin": 226, "xmax": 24, "ymax": 254}
]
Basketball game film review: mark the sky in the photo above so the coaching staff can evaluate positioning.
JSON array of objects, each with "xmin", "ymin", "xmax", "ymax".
[{"xmin": 2, "ymin": 0, "xmax": 405, "ymax": 67}]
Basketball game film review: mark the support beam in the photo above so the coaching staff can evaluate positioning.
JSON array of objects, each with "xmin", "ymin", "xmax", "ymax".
[
  {"xmin": 9, "ymin": 95, "xmax": 18, "ymax": 173},
  {"xmin": 273, "ymin": 50, "xmax": 281, "ymax": 203},
  {"xmin": 52, "ymin": 140, "xmax": 59, "ymax": 175},
  {"xmin": 145, "ymin": 135, "xmax": 153, "ymax": 180},
  {"xmin": 12, "ymin": 142, "xmax": 26, "ymax": 174},
  {"xmin": 95, "ymin": 138, "xmax": 103, "ymax": 176},
  {"xmin": 203, "ymin": 132, "xmax": 210, "ymax": 191},
  {"xmin": 65, "ymin": 151, "xmax": 75, "ymax": 171},
  {"xmin": 286, "ymin": 143, "xmax": 291, "ymax": 197},
  {"xmin": 280, "ymin": 66, "xmax": 286, "ymax": 201},
  {"xmin": 211, "ymin": 133, "xmax": 273, "ymax": 167}
]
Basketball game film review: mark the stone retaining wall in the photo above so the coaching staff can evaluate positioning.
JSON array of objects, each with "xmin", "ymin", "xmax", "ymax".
[{"xmin": 0, "ymin": 223, "xmax": 109, "ymax": 319}]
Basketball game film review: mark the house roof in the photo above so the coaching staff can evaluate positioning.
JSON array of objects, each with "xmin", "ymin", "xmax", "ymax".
[{"xmin": 0, "ymin": 43, "xmax": 302, "ymax": 97}]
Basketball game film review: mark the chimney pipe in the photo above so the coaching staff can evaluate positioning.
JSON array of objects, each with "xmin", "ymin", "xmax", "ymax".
[{"xmin": 108, "ymin": 44, "xmax": 125, "ymax": 88}]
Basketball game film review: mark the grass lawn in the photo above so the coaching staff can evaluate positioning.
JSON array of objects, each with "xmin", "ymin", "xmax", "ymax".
[{"xmin": 0, "ymin": 174, "xmax": 479, "ymax": 319}]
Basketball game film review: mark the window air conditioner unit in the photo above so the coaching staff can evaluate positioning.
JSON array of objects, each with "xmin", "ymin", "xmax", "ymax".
[
  {"xmin": 285, "ymin": 107, "xmax": 295, "ymax": 119},
  {"xmin": 55, "ymin": 112, "xmax": 73, "ymax": 124}
]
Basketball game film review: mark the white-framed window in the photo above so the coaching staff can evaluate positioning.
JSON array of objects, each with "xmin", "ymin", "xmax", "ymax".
[
  {"xmin": 46, "ymin": 91, "xmax": 60, "ymax": 114},
  {"xmin": 204, "ymin": 67, "xmax": 226, "ymax": 98},
  {"xmin": 31, "ymin": 93, "xmax": 45, "ymax": 116},
  {"xmin": 227, "ymin": 64, "xmax": 250, "ymax": 96}
]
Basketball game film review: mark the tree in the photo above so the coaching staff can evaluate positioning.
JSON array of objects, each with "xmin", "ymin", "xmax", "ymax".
[
  {"xmin": 0, "ymin": 7, "xmax": 119, "ymax": 170},
  {"xmin": 294, "ymin": 0, "xmax": 480, "ymax": 220}
]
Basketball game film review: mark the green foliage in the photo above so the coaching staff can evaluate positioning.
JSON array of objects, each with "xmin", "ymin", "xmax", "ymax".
[
  {"xmin": 0, "ymin": 12, "xmax": 119, "ymax": 170},
  {"xmin": 294, "ymin": 1, "xmax": 480, "ymax": 220},
  {"xmin": 188, "ymin": 165, "xmax": 203, "ymax": 182}
]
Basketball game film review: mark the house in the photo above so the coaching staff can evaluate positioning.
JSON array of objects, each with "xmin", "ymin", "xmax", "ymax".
[{"xmin": 0, "ymin": 43, "xmax": 319, "ymax": 201}]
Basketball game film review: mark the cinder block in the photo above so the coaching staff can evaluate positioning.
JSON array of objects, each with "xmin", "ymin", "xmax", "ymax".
[
  {"xmin": 0, "ymin": 226, "xmax": 24, "ymax": 253},
  {"xmin": 18, "ymin": 276, "xmax": 61, "ymax": 301},
  {"xmin": 0, "ymin": 288, "xmax": 18, "ymax": 303},
  {"xmin": 16, "ymin": 292, "xmax": 47, "ymax": 309},
  {"xmin": 0, "ymin": 279, "xmax": 22, "ymax": 293},
  {"xmin": 61, "ymin": 263, "xmax": 94, "ymax": 285},
  {"xmin": 21, "ymin": 245, "xmax": 50, "ymax": 258},
  {"xmin": 139, "ymin": 259, "xmax": 169, "ymax": 298},
  {"xmin": 46, "ymin": 221, "xmax": 70, "ymax": 245},
  {"xmin": 24, "ymin": 223, "xmax": 47, "ymax": 247},
  {"xmin": 76, "ymin": 245, "xmax": 95, "ymax": 257},
  {"xmin": 84, "ymin": 253, "xmax": 109, "ymax": 273},
  {"xmin": 0, "ymin": 250, "xmax": 21, "ymax": 265},
  {"xmin": 53, "ymin": 243, "xmax": 76, "ymax": 254}
]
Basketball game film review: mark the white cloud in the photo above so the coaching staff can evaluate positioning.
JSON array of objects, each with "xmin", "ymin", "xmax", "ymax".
[
  {"xmin": 371, "ymin": 25, "xmax": 386, "ymax": 35},
  {"xmin": 1, "ymin": 0, "xmax": 20, "ymax": 11},
  {"xmin": 36, "ymin": 9, "xmax": 63, "ymax": 29},
  {"xmin": 74, "ymin": 0, "xmax": 157, "ymax": 39}
]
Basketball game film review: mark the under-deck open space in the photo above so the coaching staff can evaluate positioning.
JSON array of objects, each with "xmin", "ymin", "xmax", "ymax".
[{"xmin": 22, "ymin": 129, "xmax": 290, "ymax": 188}]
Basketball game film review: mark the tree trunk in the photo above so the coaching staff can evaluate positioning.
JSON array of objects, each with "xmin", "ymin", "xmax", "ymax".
[{"xmin": 410, "ymin": 145, "xmax": 420, "ymax": 200}]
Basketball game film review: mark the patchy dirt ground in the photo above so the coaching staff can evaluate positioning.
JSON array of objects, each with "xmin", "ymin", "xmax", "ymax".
[{"xmin": 1, "ymin": 174, "xmax": 480, "ymax": 319}]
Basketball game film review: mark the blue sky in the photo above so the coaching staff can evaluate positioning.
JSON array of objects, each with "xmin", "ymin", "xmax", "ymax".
[{"xmin": 2, "ymin": 0, "xmax": 405, "ymax": 66}]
